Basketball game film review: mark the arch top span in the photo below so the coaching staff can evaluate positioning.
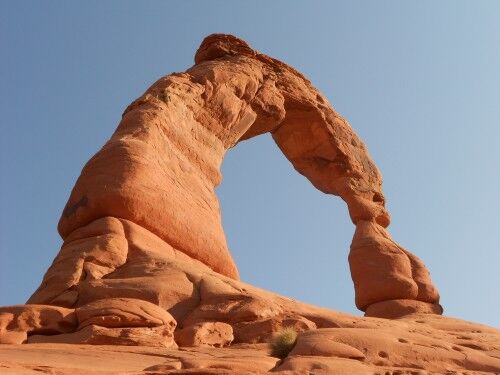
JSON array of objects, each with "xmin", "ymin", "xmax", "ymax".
[{"xmin": 52, "ymin": 34, "xmax": 441, "ymax": 316}]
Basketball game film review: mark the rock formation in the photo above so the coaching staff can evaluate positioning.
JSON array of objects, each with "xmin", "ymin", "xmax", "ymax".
[
  {"xmin": 33, "ymin": 33, "xmax": 439, "ymax": 315},
  {"xmin": 1, "ymin": 34, "xmax": 499, "ymax": 374}
]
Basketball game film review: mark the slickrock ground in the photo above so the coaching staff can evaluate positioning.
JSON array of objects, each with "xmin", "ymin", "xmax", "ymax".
[
  {"xmin": 1, "ymin": 34, "xmax": 499, "ymax": 374},
  {"xmin": 1, "ymin": 287, "xmax": 500, "ymax": 374}
]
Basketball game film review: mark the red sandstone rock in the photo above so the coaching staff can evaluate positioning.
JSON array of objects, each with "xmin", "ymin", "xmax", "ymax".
[
  {"xmin": 277, "ymin": 325, "xmax": 500, "ymax": 374},
  {"xmin": 1, "ymin": 316, "xmax": 500, "ymax": 375},
  {"xmin": 289, "ymin": 331, "xmax": 366, "ymax": 359},
  {"xmin": 0, "ymin": 330, "xmax": 27, "ymax": 345},
  {"xmin": 175, "ymin": 322, "xmax": 233, "ymax": 348},
  {"xmin": 0, "ymin": 305, "xmax": 76, "ymax": 344},
  {"xmin": 76, "ymin": 298, "xmax": 176, "ymax": 329},
  {"xmin": 2, "ymin": 34, "xmax": 497, "ymax": 375},
  {"xmin": 28, "ymin": 324, "xmax": 177, "ymax": 348},
  {"xmin": 37, "ymin": 33, "xmax": 439, "ymax": 315},
  {"xmin": 28, "ymin": 217, "xmax": 128, "ymax": 307},
  {"xmin": 349, "ymin": 220, "xmax": 441, "ymax": 313},
  {"xmin": 364, "ymin": 298, "xmax": 443, "ymax": 319},
  {"xmin": 233, "ymin": 314, "xmax": 317, "ymax": 344}
]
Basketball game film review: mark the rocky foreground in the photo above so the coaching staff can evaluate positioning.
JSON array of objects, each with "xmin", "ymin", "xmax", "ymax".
[
  {"xmin": 1, "ymin": 34, "xmax": 498, "ymax": 373},
  {"xmin": 1, "ymin": 218, "xmax": 499, "ymax": 374},
  {"xmin": 1, "ymin": 262, "xmax": 499, "ymax": 374}
]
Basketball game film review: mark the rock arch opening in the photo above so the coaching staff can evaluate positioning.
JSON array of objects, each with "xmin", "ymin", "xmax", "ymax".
[{"xmin": 217, "ymin": 133, "xmax": 355, "ymax": 308}]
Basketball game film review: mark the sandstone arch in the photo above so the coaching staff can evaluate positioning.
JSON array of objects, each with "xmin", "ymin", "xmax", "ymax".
[{"xmin": 28, "ymin": 34, "xmax": 441, "ymax": 317}]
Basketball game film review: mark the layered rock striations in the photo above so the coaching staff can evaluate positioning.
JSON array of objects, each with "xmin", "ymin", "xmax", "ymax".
[{"xmin": 1, "ymin": 34, "xmax": 498, "ymax": 374}]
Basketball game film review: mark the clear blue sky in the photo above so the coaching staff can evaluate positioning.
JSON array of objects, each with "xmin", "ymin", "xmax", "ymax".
[{"xmin": 1, "ymin": 1, "xmax": 499, "ymax": 327}]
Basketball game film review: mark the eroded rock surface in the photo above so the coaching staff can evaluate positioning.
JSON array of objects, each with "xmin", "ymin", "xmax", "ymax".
[
  {"xmin": 1, "ymin": 34, "xmax": 497, "ymax": 374},
  {"xmin": 1, "ymin": 222, "xmax": 499, "ymax": 374},
  {"xmin": 1, "ymin": 313, "xmax": 500, "ymax": 374},
  {"xmin": 175, "ymin": 322, "xmax": 234, "ymax": 348},
  {"xmin": 32, "ymin": 33, "xmax": 439, "ymax": 316}
]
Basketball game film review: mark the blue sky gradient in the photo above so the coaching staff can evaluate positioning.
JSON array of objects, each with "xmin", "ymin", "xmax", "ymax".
[{"xmin": 1, "ymin": 1, "xmax": 499, "ymax": 327}]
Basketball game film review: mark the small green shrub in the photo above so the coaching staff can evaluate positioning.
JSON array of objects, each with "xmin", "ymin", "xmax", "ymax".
[{"xmin": 268, "ymin": 327, "xmax": 298, "ymax": 359}]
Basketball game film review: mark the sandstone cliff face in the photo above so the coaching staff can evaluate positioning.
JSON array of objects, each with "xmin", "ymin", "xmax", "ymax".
[{"xmin": 1, "ymin": 34, "xmax": 498, "ymax": 374}]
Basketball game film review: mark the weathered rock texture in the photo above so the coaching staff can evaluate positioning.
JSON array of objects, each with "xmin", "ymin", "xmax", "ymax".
[
  {"xmin": 2, "ymin": 313, "xmax": 500, "ymax": 374},
  {"xmin": 34, "ymin": 33, "xmax": 439, "ymax": 315},
  {"xmin": 2, "ymin": 34, "xmax": 498, "ymax": 374}
]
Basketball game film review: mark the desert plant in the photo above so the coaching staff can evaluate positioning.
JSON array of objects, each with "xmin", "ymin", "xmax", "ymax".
[{"xmin": 268, "ymin": 327, "xmax": 298, "ymax": 359}]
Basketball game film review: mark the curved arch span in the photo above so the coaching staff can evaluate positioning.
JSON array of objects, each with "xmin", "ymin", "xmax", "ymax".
[{"xmin": 30, "ymin": 34, "xmax": 441, "ymax": 315}]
